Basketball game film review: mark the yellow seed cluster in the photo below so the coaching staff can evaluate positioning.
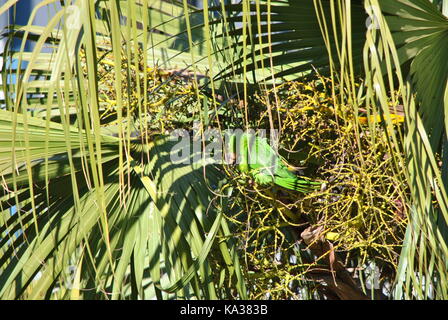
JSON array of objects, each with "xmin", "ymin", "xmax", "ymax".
[
  {"xmin": 86, "ymin": 44, "xmax": 409, "ymax": 297},
  {"xmin": 225, "ymin": 77, "xmax": 408, "ymax": 299},
  {"xmin": 80, "ymin": 47, "xmax": 201, "ymax": 132}
]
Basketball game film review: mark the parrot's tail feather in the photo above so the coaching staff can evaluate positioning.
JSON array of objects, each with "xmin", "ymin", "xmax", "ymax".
[{"xmin": 275, "ymin": 177, "xmax": 321, "ymax": 193}]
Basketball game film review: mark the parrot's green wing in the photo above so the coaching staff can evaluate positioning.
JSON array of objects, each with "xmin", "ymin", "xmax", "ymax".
[{"xmin": 230, "ymin": 132, "xmax": 320, "ymax": 193}]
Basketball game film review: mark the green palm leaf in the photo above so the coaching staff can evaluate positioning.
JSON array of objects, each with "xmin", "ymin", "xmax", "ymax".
[
  {"xmin": 362, "ymin": 0, "xmax": 448, "ymax": 299},
  {"xmin": 379, "ymin": 0, "xmax": 448, "ymax": 148},
  {"xmin": 0, "ymin": 0, "xmax": 246, "ymax": 299},
  {"xmin": 207, "ymin": 0, "xmax": 367, "ymax": 83}
]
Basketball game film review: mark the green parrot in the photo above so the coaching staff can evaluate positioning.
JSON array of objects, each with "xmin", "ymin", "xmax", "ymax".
[{"xmin": 227, "ymin": 132, "xmax": 320, "ymax": 193}]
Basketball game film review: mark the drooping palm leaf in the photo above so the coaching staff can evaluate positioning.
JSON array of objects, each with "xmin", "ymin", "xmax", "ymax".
[
  {"xmin": 203, "ymin": 0, "xmax": 367, "ymax": 84},
  {"xmin": 0, "ymin": 0, "xmax": 246, "ymax": 299},
  {"xmin": 379, "ymin": 0, "xmax": 448, "ymax": 148},
  {"xmin": 361, "ymin": 0, "xmax": 448, "ymax": 299},
  {"xmin": 0, "ymin": 110, "xmax": 245, "ymax": 299}
]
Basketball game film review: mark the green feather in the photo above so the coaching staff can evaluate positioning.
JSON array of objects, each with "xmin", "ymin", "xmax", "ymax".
[{"xmin": 228, "ymin": 132, "xmax": 320, "ymax": 192}]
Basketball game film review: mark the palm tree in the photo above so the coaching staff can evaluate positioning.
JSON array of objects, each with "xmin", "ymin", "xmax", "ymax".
[
  {"xmin": 202, "ymin": 0, "xmax": 448, "ymax": 299},
  {"xmin": 0, "ymin": 0, "xmax": 246, "ymax": 299},
  {"xmin": 1, "ymin": 0, "xmax": 448, "ymax": 299}
]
